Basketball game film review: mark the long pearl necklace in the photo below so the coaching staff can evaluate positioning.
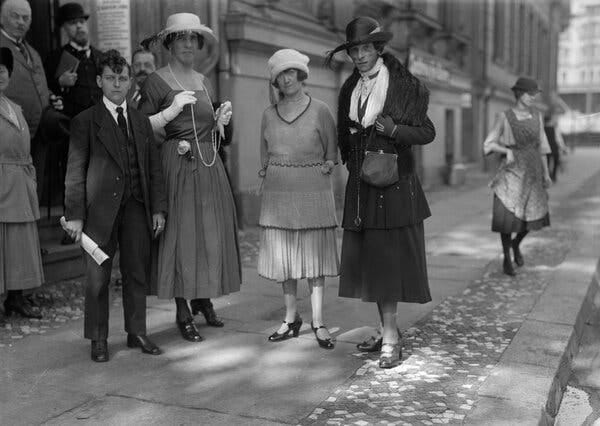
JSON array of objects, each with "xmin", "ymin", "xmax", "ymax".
[{"xmin": 168, "ymin": 63, "xmax": 221, "ymax": 167}]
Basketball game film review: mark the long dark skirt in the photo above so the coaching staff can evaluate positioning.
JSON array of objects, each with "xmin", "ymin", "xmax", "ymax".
[
  {"xmin": 339, "ymin": 223, "xmax": 431, "ymax": 303},
  {"xmin": 491, "ymin": 195, "xmax": 550, "ymax": 234}
]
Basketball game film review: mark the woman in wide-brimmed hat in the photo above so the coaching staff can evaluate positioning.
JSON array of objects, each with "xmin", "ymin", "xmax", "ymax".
[
  {"xmin": 258, "ymin": 49, "xmax": 339, "ymax": 349},
  {"xmin": 138, "ymin": 13, "xmax": 241, "ymax": 343},
  {"xmin": 483, "ymin": 76, "xmax": 552, "ymax": 276},
  {"xmin": 328, "ymin": 17, "xmax": 436, "ymax": 368},
  {"xmin": 0, "ymin": 47, "xmax": 44, "ymax": 322}
]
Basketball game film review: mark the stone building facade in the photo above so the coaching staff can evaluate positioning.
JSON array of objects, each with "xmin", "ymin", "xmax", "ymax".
[{"xmin": 22, "ymin": 0, "xmax": 570, "ymax": 225}]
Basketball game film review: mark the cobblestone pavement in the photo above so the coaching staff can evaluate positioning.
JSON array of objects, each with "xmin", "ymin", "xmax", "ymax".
[{"xmin": 301, "ymin": 226, "xmax": 574, "ymax": 426}]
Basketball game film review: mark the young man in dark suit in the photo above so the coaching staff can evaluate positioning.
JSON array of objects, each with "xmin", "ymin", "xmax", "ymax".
[{"xmin": 63, "ymin": 50, "xmax": 166, "ymax": 362}]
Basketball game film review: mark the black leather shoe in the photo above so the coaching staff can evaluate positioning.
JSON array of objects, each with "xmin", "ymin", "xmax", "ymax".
[
  {"xmin": 3, "ymin": 298, "xmax": 42, "ymax": 319},
  {"xmin": 190, "ymin": 299, "xmax": 224, "ymax": 327},
  {"xmin": 177, "ymin": 319, "xmax": 203, "ymax": 342},
  {"xmin": 503, "ymin": 257, "xmax": 516, "ymax": 276},
  {"xmin": 311, "ymin": 322, "xmax": 334, "ymax": 349},
  {"xmin": 91, "ymin": 340, "xmax": 109, "ymax": 362},
  {"xmin": 512, "ymin": 240, "xmax": 524, "ymax": 266},
  {"xmin": 127, "ymin": 334, "xmax": 161, "ymax": 355},
  {"xmin": 268, "ymin": 315, "xmax": 302, "ymax": 342}
]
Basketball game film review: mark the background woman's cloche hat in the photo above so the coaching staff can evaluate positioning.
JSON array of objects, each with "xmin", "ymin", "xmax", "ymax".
[
  {"xmin": 267, "ymin": 49, "xmax": 310, "ymax": 83},
  {"xmin": 326, "ymin": 16, "xmax": 392, "ymax": 62},
  {"xmin": 57, "ymin": 3, "xmax": 89, "ymax": 26},
  {"xmin": 141, "ymin": 13, "xmax": 216, "ymax": 49},
  {"xmin": 511, "ymin": 76, "xmax": 541, "ymax": 93}
]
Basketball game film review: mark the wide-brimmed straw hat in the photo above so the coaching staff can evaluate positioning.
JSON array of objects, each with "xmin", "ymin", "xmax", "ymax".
[
  {"xmin": 325, "ymin": 17, "xmax": 392, "ymax": 64},
  {"xmin": 141, "ymin": 13, "xmax": 217, "ymax": 49}
]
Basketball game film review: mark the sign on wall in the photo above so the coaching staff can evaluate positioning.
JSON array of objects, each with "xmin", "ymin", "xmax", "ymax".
[{"xmin": 95, "ymin": 0, "xmax": 131, "ymax": 60}]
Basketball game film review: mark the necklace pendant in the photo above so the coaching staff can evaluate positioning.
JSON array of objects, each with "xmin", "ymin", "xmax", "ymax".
[{"xmin": 354, "ymin": 217, "xmax": 362, "ymax": 227}]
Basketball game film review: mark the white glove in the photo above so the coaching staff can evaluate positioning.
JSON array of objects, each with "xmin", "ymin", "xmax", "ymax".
[
  {"xmin": 163, "ymin": 91, "xmax": 197, "ymax": 121},
  {"xmin": 216, "ymin": 101, "xmax": 232, "ymax": 127}
]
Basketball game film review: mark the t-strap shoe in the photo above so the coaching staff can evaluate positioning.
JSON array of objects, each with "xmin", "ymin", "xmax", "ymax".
[
  {"xmin": 268, "ymin": 315, "xmax": 302, "ymax": 342},
  {"xmin": 311, "ymin": 322, "xmax": 334, "ymax": 349}
]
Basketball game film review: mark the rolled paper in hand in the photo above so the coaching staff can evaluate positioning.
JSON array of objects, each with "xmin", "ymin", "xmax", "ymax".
[{"xmin": 60, "ymin": 216, "xmax": 109, "ymax": 265}]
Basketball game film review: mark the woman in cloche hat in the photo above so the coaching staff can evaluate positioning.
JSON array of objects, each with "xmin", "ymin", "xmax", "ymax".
[
  {"xmin": 257, "ymin": 49, "xmax": 339, "ymax": 349},
  {"xmin": 483, "ymin": 76, "xmax": 552, "ymax": 276},
  {"xmin": 328, "ymin": 17, "xmax": 436, "ymax": 368},
  {"xmin": 139, "ymin": 13, "xmax": 241, "ymax": 343}
]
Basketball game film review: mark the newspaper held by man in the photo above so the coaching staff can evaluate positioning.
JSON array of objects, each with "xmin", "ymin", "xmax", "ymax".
[{"xmin": 59, "ymin": 216, "xmax": 109, "ymax": 265}]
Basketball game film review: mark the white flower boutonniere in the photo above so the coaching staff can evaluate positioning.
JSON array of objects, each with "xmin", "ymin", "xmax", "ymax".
[{"xmin": 177, "ymin": 140, "xmax": 194, "ymax": 160}]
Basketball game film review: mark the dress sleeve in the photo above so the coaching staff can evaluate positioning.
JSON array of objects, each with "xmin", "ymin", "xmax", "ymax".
[
  {"xmin": 317, "ymin": 102, "xmax": 339, "ymax": 163},
  {"xmin": 538, "ymin": 113, "xmax": 552, "ymax": 155},
  {"xmin": 482, "ymin": 112, "xmax": 506, "ymax": 155},
  {"xmin": 260, "ymin": 111, "xmax": 268, "ymax": 170}
]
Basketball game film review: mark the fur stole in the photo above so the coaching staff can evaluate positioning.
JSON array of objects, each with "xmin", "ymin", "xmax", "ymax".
[{"xmin": 337, "ymin": 53, "xmax": 430, "ymax": 162}]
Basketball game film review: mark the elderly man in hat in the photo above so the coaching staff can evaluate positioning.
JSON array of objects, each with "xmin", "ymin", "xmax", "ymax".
[
  {"xmin": 0, "ymin": 0, "xmax": 64, "ymax": 203},
  {"xmin": 327, "ymin": 16, "xmax": 436, "ymax": 369},
  {"xmin": 45, "ymin": 2, "xmax": 102, "ymax": 119}
]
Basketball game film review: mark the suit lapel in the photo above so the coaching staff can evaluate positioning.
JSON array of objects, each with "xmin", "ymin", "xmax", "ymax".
[{"xmin": 94, "ymin": 104, "xmax": 124, "ymax": 171}]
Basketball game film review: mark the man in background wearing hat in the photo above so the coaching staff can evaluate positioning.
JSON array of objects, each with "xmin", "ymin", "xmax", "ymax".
[
  {"xmin": 45, "ymin": 2, "xmax": 102, "ymax": 119},
  {"xmin": 0, "ymin": 0, "xmax": 65, "ymax": 202}
]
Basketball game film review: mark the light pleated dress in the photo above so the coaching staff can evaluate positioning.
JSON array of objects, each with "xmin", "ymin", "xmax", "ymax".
[
  {"xmin": 0, "ymin": 97, "xmax": 44, "ymax": 294},
  {"xmin": 139, "ymin": 71, "xmax": 241, "ymax": 299},
  {"xmin": 258, "ymin": 97, "xmax": 340, "ymax": 282}
]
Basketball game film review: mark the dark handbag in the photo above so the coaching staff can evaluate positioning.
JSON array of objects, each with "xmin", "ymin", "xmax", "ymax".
[
  {"xmin": 359, "ymin": 126, "xmax": 399, "ymax": 187},
  {"xmin": 360, "ymin": 150, "xmax": 399, "ymax": 187}
]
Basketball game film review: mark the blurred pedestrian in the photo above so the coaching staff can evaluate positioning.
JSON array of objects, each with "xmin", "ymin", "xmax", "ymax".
[
  {"xmin": 139, "ymin": 13, "xmax": 241, "ymax": 342},
  {"xmin": 62, "ymin": 50, "xmax": 166, "ymax": 362},
  {"xmin": 0, "ymin": 47, "xmax": 44, "ymax": 320},
  {"xmin": 258, "ymin": 49, "xmax": 339, "ymax": 349},
  {"xmin": 0, "ymin": 0, "xmax": 63, "ymax": 204},
  {"xmin": 483, "ymin": 77, "xmax": 552, "ymax": 276},
  {"xmin": 326, "ymin": 17, "xmax": 435, "ymax": 368}
]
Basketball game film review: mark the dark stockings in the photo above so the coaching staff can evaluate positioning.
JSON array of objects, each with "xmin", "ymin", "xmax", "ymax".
[{"xmin": 175, "ymin": 297, "xmax": 192, "ymax": 322}]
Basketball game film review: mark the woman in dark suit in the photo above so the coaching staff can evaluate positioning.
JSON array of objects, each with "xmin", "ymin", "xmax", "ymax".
[{"xmin": 327, "ymin": 17, "xmax": 436, "ymax": 368}]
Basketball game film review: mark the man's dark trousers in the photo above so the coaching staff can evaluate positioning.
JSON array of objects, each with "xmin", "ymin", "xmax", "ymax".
[{"xmin": 84, "ymin": 197, "xmax": 150, "ymax": 341}]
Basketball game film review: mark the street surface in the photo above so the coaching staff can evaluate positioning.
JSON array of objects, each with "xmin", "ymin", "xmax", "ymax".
[{"xmin": 1, "ymin": 148, "xmax": 600, "ymax": 425}]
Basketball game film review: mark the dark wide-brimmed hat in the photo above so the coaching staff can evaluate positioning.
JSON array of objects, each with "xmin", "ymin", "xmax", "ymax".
[
  {"xmin": 0, "ymin": 47, "xmax": 14, "ymax": 75},
  {"xmin": 325, "ymin": 17, "xmax": 393, "ymax": 64},
  {"xmin": 57, "ymin": 3, "xmax": 89, "ymax": 26},
  {"xmin": 511, "ymin": 77, "xmax": 541, "ymax": 94}
]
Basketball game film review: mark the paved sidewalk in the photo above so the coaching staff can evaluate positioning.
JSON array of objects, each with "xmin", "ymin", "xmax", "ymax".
[{"xmin": 1, "ymin": 148, "xmax": 599, "ymax": 425}]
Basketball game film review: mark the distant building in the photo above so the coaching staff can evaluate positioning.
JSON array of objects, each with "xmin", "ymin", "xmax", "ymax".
[{"xmin": 558, "ymin": 0, "xmax": 600, "ymax": 133}]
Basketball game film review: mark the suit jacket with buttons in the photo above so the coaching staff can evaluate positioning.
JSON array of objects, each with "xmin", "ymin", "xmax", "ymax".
[
  {"xmin": 338, "ymin": 53, "xmax": 436, "ymax": 231},
  {"xmin": 64, "ymin": 102, "xmax": 166, "ymax": 247}
]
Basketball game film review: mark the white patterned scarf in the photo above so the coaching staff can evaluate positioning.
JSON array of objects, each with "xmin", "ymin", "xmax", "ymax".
[{"xmin": 349, "ymin": 57, "xmax": 389, "ymax": 128}]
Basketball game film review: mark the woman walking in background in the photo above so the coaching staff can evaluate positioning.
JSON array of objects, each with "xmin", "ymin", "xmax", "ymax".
[
  {"xmin": 139, "ymin": 13, "xmax": 241, "ymax": 342},
  {"xmin": 258, "ymin": 49, "xmax": 339, "ymax": 349},
  {"xmin": 327, "ymin": 17, "xmax": 435, "ymax": 368},
  {"xmin": 0, "ymin": 47, "xmax": 43, "ymax": 320},
  {"xmin": 483, "ymin": 77, "xmax": 552, "ymax": 276}
]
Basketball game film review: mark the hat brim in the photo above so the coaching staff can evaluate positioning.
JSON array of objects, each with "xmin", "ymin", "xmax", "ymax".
[
  {"xmin": 60, "ymin": 14, "xmax": 89, "ymax": 25},
  {"xmin": 141, "ymin": 27, "xmax": 217, "ymax": 50},
  {"xmin": 328, "ymin": 31, "xmax": 393, "ymax": 57}
]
